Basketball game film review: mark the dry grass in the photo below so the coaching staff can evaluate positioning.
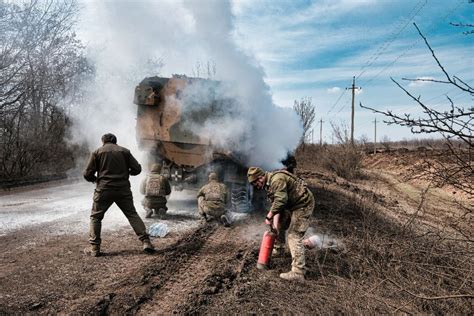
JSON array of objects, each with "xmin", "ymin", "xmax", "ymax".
[
  {"xmin": 296, "ymin": 144, "xmax": 364, "ymax": 180},
  {"xmin": 295, "ymin": 147, "xmax": 473, "ymax": 313},
  {"xmin": 306, "ymin": 181, "xmax": 473, "ymax": 313}
]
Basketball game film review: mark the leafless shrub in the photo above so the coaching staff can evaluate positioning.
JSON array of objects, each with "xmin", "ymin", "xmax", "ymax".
[
  {"xmin": 357, "ymin": 134, "xmax": 371, "ymax": 152},
  {"xmin": 380, "ymin": 135, "xmax": 391, "ymax": 151},
  {"xmin": 320, "ymin": 124, "xmax": 364, "ymax": 179},
  {"xmin": 296, "ymin": 124, "xmax": 364, "ymax": 179}
]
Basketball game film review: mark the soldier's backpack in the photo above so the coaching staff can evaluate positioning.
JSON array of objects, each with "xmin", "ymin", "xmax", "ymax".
[
  {"xmin": 145, "ymin": 174, "xmax": 165, "ymax": 196},
  {"xmin": 205, "ymin": 183, "xmax": 225, "ymax": 203},
  {"xmin": 271, "ymin": 169, "xmax": 308, "ymax": 197}
]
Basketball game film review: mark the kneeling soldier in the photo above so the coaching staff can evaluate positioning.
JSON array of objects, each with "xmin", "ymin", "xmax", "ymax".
[
  {"xmin": 140, "ymin": 163, "xmax": 171, "ymax": 218},
  {"xmin": 197, "ymin": 172, "xmax": 231, "ymax": 226}
]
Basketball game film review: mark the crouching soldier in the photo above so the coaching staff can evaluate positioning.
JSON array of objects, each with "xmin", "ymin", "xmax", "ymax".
[
  {"xmin": 140, "ymin": 163, "xmax": 171, "ymax": 218},
  {"xmin": 248, "ymin": 167, "xmax": 315, "ymax": 281},
  {"xmin": 197, "ymin": 172, "xmax": 231, "ymax": 227}
]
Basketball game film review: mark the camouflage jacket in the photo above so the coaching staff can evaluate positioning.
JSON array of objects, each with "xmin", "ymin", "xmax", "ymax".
[
  {"xmin": 197, "ymin": 180, "xmax": 228, "ymax": 206},
  {"xmin": 140, "ymin": 172, "xmax": 171, "ymax": 197},
  {"xmin": 83, "ymin": 143, "xmax": 141, "ymax": 189},
  {"xmin": 266, "ymin": 170, "xmax": 313, "ymax": 215}
]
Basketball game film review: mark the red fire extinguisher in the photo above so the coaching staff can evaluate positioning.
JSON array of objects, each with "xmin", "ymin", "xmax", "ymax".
[{"xmin": 257, "ymin": 225, "xmax": 277, "ymax": 270}]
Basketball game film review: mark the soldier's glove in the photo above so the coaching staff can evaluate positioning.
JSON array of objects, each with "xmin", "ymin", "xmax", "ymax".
[
  {"xmin": 265, "ymin": 212, "xmax": 280, "ymax": 233},
  {"xmin": 265, "ymin": 211, "xmax": 274, "ymax": 226}
]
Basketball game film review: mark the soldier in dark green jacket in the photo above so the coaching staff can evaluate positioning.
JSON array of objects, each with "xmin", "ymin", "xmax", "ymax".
[
  {"xmin": 248, "ymin": 166, "xmax": 315, "ymax": 281},
  {"xmin": 83, "ymin": 133, "xmax": 154, "ymax": 256}
]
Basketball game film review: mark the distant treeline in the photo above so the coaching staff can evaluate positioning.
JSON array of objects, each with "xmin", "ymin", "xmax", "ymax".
[
  {"xmin": 358, "ymin": 137, "xmax": 468, "ymax": 151},
  {"xmin": 0, "ymin": 1, "xmax": 90, "ymax": 183}
]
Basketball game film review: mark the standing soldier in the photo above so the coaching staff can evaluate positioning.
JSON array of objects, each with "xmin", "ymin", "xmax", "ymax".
[
  {"xmin": 83, "ymin": 133, "xmax": 154, "ymax": 257},
  {"xmin": 140, "ymin": 163, "xmax": 171, "ymax": 218},
  {"xmin": 248, "ymin": 166, "xmax": 314, "ymax": 281},
  {"xmin": 197, "ymin": 172, "xmax": 231, "ymax": 227}
]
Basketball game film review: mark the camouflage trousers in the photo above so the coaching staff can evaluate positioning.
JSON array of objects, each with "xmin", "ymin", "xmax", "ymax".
[
  {"xmin": 198, "ymin": 196, "xmax": 226, "ymax": 219},
  {"xmin": 142, "ymin": 196, "xmax": 168, "ymax": 212},
  {"xmin": 89, "ymin": 188, "xmax": 149, "ymax": 245},
  {"xmin": 277, "ymin": 193, "xmax": 315, "ymax": 274}
]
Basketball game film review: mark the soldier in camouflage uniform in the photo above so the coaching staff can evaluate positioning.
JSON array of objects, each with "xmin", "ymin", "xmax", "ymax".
[
  {"xmin": 248, "ymin": 166, "xmax": 315, "ymax": 281},
  {"xmin": 83, "ymin": 133, "xmax": 154, "ymax": 256},
  {"xmin": 274, "ymin": 154, "xmax": 298, "ymax": 256},
  {"xmin": 140, "ymin": 163, "xmax": 171, "ymax": 218},
  {"xmin": 197, "ymin": 172, "xmax": 231, "ymax": 227}
]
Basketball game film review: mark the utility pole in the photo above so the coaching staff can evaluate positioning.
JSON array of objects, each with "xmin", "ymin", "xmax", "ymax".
[
  {"xmin": 346, "ymin": 76, "xmax": 361, "ymax": 145},
  {"xmin": 319, "ymin": 118, "xmax": 324, "ymax": 146},
  {"xmin": 373, "ymin": 118, "xmax": 377, "ymax": 154}
]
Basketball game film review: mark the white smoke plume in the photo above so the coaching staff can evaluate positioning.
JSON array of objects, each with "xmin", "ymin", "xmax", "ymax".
[{"xmin": 73, "ymin": 0, "xmax": 302, "ymax": 170}]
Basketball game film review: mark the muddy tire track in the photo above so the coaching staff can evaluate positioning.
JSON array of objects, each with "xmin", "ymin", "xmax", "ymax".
[
  {"xmin": 136, "ymin": 222, "xmax": 256, "ymax": 314},
  {"xmin": 70, "ymin": 223, "xmax": 217, "ymax": 314}
]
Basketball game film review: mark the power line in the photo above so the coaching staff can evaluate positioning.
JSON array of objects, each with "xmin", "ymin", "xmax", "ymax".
[
  {"xmin": 356, "ymin": 0, "xmax": 427, "ymax": 81},
  {"xmin": 327, "ymin": 89, "xmax": 346, "ymax": 114},
  {"xmin": 358, "ymin": 0, "xmax": 464, "ymax": 89}
]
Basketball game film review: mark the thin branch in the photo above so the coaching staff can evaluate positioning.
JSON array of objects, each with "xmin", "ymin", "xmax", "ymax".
[{"xmin": 388, "ymin": 278, "xmax": 474, "ymax": 300}]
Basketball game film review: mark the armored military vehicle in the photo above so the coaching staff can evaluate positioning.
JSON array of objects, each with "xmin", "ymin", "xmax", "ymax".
[{"xmin": 133, "ymin": 75, "xmax": 251, "ymax": 212}]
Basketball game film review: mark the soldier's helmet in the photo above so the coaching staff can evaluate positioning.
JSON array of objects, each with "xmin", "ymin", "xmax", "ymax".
[
  {"xmin": 247, "ymin": 167, "xmax": 265, "ymax": 183},
  {"xmin": 151, "ymin": 163, "xmax": 162, "ymax": 173},
  {"xmin": 208, "ymin": 172, "xmax": 218, "ymax": 181}
]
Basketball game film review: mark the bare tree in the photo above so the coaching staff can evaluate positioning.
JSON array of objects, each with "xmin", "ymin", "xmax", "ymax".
[
  {"xmin": 0, "ymin": 0, "xmax": 89, "ymax": 181},
  {"xmin": 361, "ymin": 23, "xmax": 473, "ymax": 196},
  {"xmin": 380, "ymin": 135, "xmax": 391, "ymax": 151},
  {"xmin": 293, "ymin": 97, "xmax": 316, "ymax": 146},
  {"xmin": 191, "ymin": 60, "xmax": 216, "ymax": 78}
]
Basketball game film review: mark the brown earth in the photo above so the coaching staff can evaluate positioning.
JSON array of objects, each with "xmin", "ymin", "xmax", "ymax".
[{"xmin": 0, "ymin": 154, "xmax": 472, "ymax": 314}]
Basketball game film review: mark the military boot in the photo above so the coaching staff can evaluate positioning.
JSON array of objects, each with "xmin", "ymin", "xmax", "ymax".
[
  {"xmin": 84, "ymin": 244, "xmax": 101, "ymax": 257},
  {"xmin": 279, "ymin": 271, "xmax": 305, "ymax": 281},
  {"xmin": 145, "ymin": 208, "xmax": 153, "ymax": 218},
  {"xmin": 142, "ymin": 238, "xmax": 155, "ymax": 254},
  {"xmin": 220, "ymin": 214, "xmax": 231, "ymax": 227},
  {"xmin": 156, "ymin": 208, "xmax": 167, "ymax": 218},
  {"xmin": 272, "ymin": 246, "xmax": 285, "ymax": 257}
]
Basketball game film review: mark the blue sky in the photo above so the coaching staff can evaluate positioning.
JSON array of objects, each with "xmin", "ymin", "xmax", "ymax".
[{"xmin": 231, "ymin": 0, "xmax": 473, "ymax": 142}]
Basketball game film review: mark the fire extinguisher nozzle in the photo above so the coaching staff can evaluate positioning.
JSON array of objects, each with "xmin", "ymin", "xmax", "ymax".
[{"xmin": 256, "ymin": 263, "xmax": 268, "ymax": 270}]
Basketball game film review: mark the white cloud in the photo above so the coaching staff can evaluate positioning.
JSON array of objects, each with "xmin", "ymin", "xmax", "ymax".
[{"xmin": 327, "ymin": 87, "xmax": 341, "ymax": 93}]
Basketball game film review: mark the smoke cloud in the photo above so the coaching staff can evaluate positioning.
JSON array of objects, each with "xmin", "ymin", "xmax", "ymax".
[{"xmin": 73, "ymin": 0, "xmax": 302, "ymax": 170}]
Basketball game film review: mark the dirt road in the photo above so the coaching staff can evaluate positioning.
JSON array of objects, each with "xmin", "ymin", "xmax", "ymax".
[
  {"xmin": 0, "ymin": 179, "xmax": 337, "ymax": 314},
  {"xmin": 1, "ymin": 171, "xmax": 471, "ymax": 314}
]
